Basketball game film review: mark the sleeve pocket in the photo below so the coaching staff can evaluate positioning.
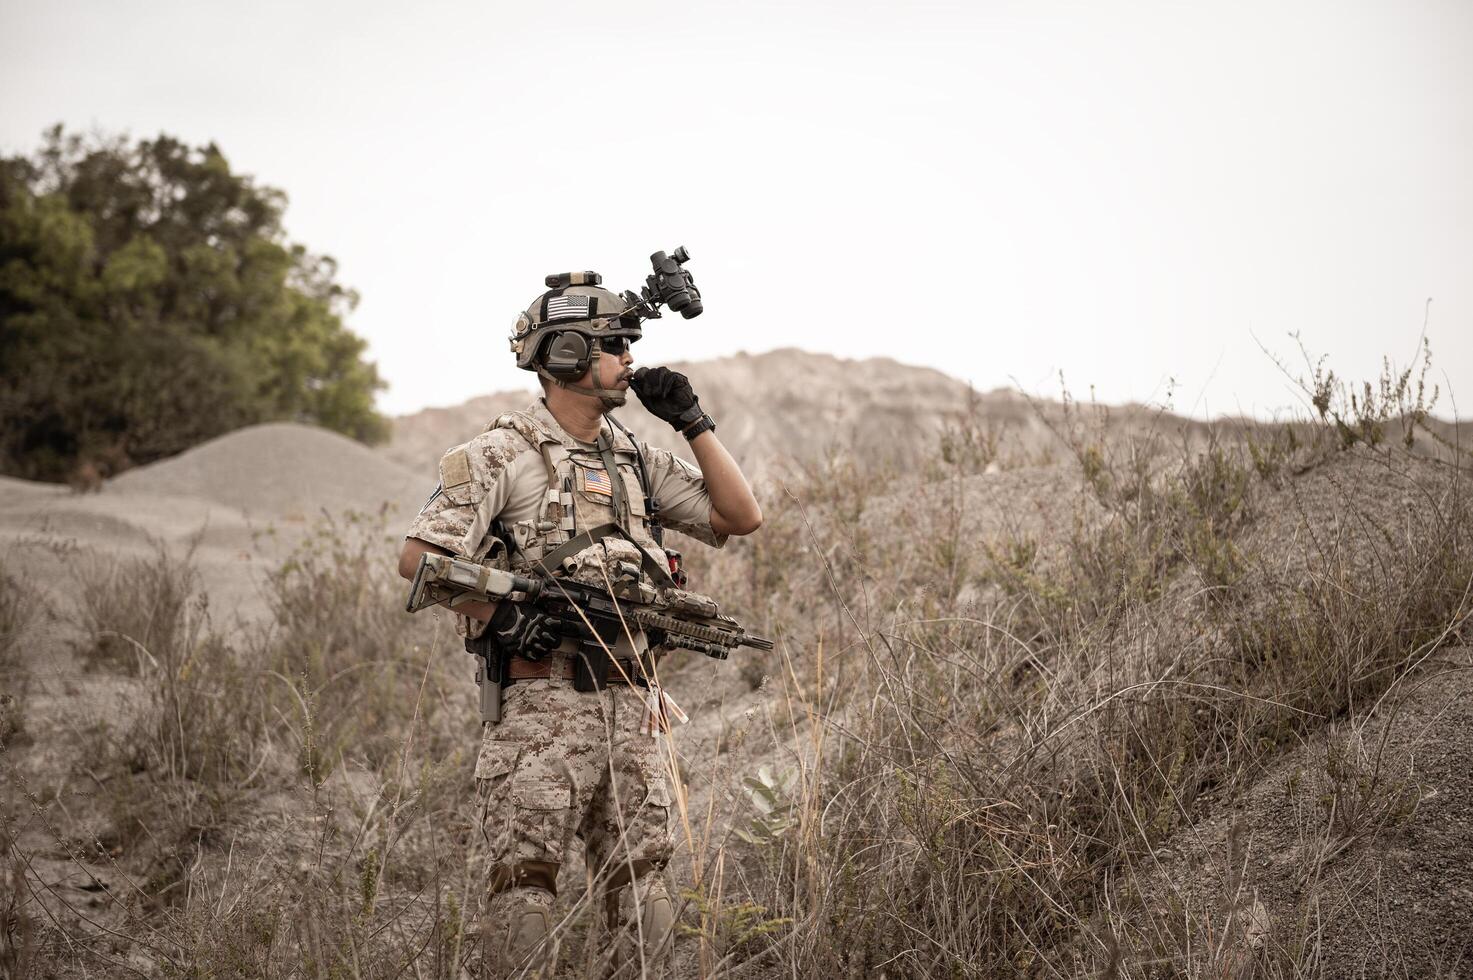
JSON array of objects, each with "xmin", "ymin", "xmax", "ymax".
[
  {"xmin": 439, "ymin": 447, "xmax": 487, "ymax": 507},
  {"xmin": 443, "ymin": 481, "xmax": 487, "ymax": 507}
]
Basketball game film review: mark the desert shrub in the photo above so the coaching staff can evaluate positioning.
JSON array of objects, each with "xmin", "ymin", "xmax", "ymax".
[
  {"xmin": 79, "ymin": 542, "xmax": 200, "ymax": 670},
  {"xmin": 0, "ymin": 820, "xmax": 39, "ymax": 980},
  {"xmin": 935, "ymin": 384, "xmax": 1011, "ymax": 476},
  {"xmin": 1300, "ymin": 335, "xmax": 1437, "ymax": 451},
  {"xmin": 110, "ymin": 628, "xmax": 268, "ymax": 836},
  {"xmin": 0, "ymin": 560, "xmax": 39, "ymax": 674},
  {"xmin": 0, "ymin": 561, "xmax": 42, "ymax": 747},
  {"xmin": 67, "ymin": 543, "xmax": 271, "ymax": 912},
  {"xmin": 254, "ymin": 509, "xmax": 468, "ymax": 777},
  {"xmin": 28, "ymin": 514, "xmax": 480, "ymax": 976}
]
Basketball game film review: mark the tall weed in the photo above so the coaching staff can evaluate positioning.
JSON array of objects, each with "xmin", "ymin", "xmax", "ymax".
[
  {"xmin": 255, "ymin": 509, "xmax": 468, "ymax": 775},
  {"xmin": 0, "ymin": 561, "xmax": 42, "ymax": 748},
  {"xmin": 79, "ymin": 541, "xmax": 200, "ymax": 671}
]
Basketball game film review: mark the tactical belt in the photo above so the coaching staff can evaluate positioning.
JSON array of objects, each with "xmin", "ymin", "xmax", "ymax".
[
  {"xmin": 506, "ymin": 655, "xmax": 649, "ymax": 687},
  {"xmin": 506, "ymin": 657, "xmax": 575, "ymax": 681}
]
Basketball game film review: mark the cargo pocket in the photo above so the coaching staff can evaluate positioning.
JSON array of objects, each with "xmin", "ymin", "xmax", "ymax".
[
  {"xmin": 640, "ymin": 753, "xmax": 674, "ymax": 809},
  {"xmin": 475, "ymin": 740, "xmax": 519, "ymax": 810},
  {"xmin": 511, "ymin": 779, "xmax": 569, "ymax": 811},
  {"xmin": 510, "ymin": 776, "xmax": 572, "ymax": 865},
  {"xmin": 634, "ymin": 751, "xmax": 676, "ymax": 864}
]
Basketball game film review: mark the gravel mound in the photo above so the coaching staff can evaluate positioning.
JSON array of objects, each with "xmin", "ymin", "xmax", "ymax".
[
  {"xmin": 107, "ymin": 423, "xmax": 427, "ymax": 523},
  {"xmin": 1239, "ymin": 448, "xmax": 1458, "ymax": 593}
]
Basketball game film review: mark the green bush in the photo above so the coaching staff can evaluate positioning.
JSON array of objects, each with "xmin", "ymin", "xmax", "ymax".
[{"xmin": 0, "ymin": 126, "xmax": 387, "ymax": 483}]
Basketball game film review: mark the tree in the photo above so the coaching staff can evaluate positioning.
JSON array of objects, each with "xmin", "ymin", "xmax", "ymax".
[{"xmin": 0, "ymin": 126, "xmax": 388, "ymax": 483}]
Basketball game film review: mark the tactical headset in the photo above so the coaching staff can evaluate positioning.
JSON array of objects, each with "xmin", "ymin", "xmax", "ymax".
[{"xmin": 540, "ymin": 329, "xmax": 596, "ymax": 382}]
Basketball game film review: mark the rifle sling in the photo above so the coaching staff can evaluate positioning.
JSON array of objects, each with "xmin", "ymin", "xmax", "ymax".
[{"xmin": 605, "ymin": 413, "xmax": 663, "ymax": 547}]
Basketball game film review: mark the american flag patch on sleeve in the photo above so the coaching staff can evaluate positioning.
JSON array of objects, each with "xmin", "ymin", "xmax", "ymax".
[
  {"xmin": 582, "ymin": 468, "xmax": 614, "ymax": 497},
  {"xmin": 546, "ymin": 294, "xmax": 591, "ymax": 320}
]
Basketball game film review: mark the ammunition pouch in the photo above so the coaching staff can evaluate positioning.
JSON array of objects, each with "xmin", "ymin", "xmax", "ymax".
[{"xmin": 573, "ymin": 644, "xmax": 609, "ymax": 693}]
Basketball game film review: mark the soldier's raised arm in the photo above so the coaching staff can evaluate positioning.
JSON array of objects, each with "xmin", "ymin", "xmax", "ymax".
[{"xmin": 629, "ymin": 366, "xmax": 762, "ymax": 539}]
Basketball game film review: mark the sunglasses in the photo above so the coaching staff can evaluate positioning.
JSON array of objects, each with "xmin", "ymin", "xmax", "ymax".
[{"xmin": 599, "ymin": 336, "xmax": 632, "ymax": 356}]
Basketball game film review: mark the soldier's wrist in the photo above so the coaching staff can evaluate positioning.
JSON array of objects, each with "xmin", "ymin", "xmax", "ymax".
[
  {"xmin": 666, "ymin": 402, "xmax": 704, "ymax": 432},
  {"xmin": 681, "ymin": 414, "xmax": 716, "ymax": 441}
]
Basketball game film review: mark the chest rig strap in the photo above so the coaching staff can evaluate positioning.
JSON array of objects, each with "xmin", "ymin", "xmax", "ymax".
[
  {"xmin": 593, "ymin": 428, "xmax": 630, "ymax": 523},
  {"xmin": 604, "ymin": 413, "xmax": 663, "ymax": 548}
]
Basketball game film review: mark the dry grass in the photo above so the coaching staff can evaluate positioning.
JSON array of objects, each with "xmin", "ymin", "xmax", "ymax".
[
  {"xmin": 5, "ymin": 512, "xmax": 484, "ymax": 977},
  {"xmin": 0, "ymin": 560, "xmax": 42, "ymax": 751},
  {"xmin": 694, "ymin": 356, "xmax": 1471, "ymax": 978},
  {"xmin": 4, "ymin": 353, "xmax": 1471, "ymax": 978},
  {"xmin": 78, "ymin": 542, "xmax": 203, "ymax": 673}
]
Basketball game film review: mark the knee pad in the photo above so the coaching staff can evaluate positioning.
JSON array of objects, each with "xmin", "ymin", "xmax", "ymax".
[
  {"xmin": 483, "ymin": 886, "xmax": 555, "ymax": 978},
  {"xmin": 507, "ymin": 896, "xmax": 553, "ymax": 957},
  {"xmin": 601, "ymin": 872, "xmax": 675, "ymax": 978},
  {"xmin": 632, "ymin": 873, "xmax": 675, "ymax": 963}
]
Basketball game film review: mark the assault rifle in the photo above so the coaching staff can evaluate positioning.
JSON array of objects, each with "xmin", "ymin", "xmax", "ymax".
[{"xmin": 406, "ymin": 552, "xmax": 773, "ymax": 705}]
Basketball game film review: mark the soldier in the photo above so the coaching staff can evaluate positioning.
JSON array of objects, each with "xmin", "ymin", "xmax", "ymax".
[{"xmin": 397, "ymin": 269, "xmax": 762, "ymax": 979}]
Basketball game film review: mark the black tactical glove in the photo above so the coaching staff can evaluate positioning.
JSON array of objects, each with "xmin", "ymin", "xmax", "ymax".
[
  {"xmin": 630, "ymin": 367, "xmax": 707, "ymax": 433},
  {"xmin": 488, "ymin": 601, "xmax": 569, "ymax": 661}
]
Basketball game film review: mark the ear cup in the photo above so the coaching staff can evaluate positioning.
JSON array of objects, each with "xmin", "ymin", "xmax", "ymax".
[{"xmin": 540, "ymin": 331, "xmax": 592, "ymax": 380}]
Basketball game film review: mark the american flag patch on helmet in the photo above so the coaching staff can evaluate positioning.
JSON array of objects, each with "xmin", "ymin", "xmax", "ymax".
[
  {"xmin": 546, "ymin": 294, "xmax": 591, "ymax": 320},
  {"xmin": 582, "ymin": 468, "xmax": 613, "ymax": 496}
]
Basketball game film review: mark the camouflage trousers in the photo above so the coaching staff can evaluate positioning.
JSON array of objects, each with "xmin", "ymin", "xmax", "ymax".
[{"xmin": 473, "ymin": 668, "xmax": 676, "ymax": 979}]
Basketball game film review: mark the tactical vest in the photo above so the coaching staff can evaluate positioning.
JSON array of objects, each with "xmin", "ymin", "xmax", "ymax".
[{"xmin": 460, "ymin": 407, "xmax": 667, "ymax": 644}]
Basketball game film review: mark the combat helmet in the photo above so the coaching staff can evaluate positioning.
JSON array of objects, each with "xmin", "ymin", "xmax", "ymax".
[{"xmin": 510, "ymin": 271, "xmax": 641, "ymax": 408}]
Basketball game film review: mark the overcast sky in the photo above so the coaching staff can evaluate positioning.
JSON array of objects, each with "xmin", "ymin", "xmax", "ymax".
[{"xmin": 3, "ymin": 0, "xmax": 1469, "ymax": 420}]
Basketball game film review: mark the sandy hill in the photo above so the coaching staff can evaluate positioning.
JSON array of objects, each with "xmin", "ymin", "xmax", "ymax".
[
  {"xmin": 0, "ymin": 424, "xmax": 430, "ymax": 623},
  {"xmin": 380, "ymin": 348, "xmax": 1036, "ymax": 477},
  {"xmin": 109, "ymin": 421, "xmax": 426, "ymax": 525},
  {"xmin": 382, "ymin": 348, "xmax": 1229, "ymax": 479}
]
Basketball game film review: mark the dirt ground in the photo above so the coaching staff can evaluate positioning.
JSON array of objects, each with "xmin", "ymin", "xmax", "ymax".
[{"xmin": 1150, "ymin": 645, "xmax": 1473, "ymax": 977}]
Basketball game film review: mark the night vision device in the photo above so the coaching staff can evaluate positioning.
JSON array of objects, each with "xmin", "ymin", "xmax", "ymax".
[{"xmin": 621, "ymin": 246, "xmax": 702, "ymax": 321}]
